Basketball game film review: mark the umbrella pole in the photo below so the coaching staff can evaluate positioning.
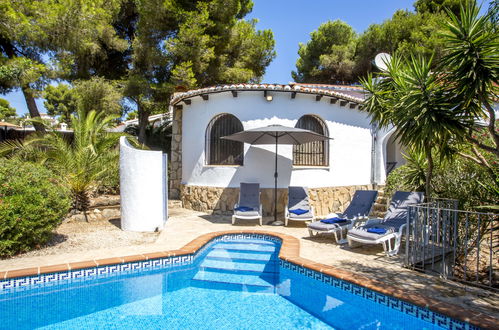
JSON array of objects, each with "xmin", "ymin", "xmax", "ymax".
[{"xmin": 274, "ymin": 134, "xmax": 278, "ymax": 224}]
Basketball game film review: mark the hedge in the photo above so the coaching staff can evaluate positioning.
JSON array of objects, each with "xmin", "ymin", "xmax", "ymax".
[{"xmin": 0, "ymin": 159, "xmax": 70, "ymax": 257}]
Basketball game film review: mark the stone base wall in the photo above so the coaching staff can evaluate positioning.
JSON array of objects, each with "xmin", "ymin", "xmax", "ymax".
[{"xmin": 181, "ymin": 184, "xmax": 376, "ymax": 217}]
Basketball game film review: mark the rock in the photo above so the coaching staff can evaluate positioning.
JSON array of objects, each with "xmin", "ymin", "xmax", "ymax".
[
  {"xmin": 102, "ymin": 208, "xmax": 120, "ymax": 219},
  {"xmin": 90, "ymin": 195, "xmax": 120, "ymax": 208},
  {"xmin": 93, "ymin": 213, "xmax": 104, "ymax": 221},
  {"xmin": 72, "ymin": 214, "xmax": 87, "ymax": 222}
]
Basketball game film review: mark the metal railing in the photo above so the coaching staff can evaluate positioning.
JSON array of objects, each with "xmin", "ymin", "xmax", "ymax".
[{"xmin": 405, "ymin": 199, "xmax": 498, "ymax": 290}]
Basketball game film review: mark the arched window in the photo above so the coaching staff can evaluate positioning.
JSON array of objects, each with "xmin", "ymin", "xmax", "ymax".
[
  {"xmin": 293, "ymin": 115, "xmax": 329, "ymax": 166},
  {"xmin": 205, "ymin": 114, "xmax": 244, "ymax": 165}
]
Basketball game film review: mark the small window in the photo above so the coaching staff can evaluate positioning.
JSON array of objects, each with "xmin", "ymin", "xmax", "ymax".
[
  {"xmin": 293, "ymin": 115, "xmax": 329, "ymax": 166},
  {"xmin": 205, "ymin": 114, "xmax": 244, "ymax": 165}
]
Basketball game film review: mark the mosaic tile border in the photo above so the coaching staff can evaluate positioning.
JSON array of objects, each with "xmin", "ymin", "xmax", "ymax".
[
  {"xmin": 280, "ymin": 260, "xmax": 479, "ymax": 330},
  {"xmin": 0, "ymin": 233, "xmax": 281, "ymax": 295},
  {"xmin": 0, "ymin": 254, "xmax": 193, "ymax": 295}
]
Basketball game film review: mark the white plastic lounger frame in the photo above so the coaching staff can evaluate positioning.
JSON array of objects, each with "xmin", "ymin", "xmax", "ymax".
[
  {"xmin": 346, "ymin": 191, "xmax": 424, "ymax": 256},
  {"xmin": 285, "ymin": 206, "xmax": 315, "ymax": 226},
  {"xmin": 308, "ymin": 190, "xmax": 379, "ymax": 244},
  {"xmin": 232, "ymin": 183, "xmax": 263, "ymax": 226},
  {"xmin": 285, "ymin": 186, "xmax": 315, "ymax": 226},
  {"xmin": 347, "ymin": 219, "xmax": 404, "ymax": 256},
  {"xmin": 232, "ymin": 203, "xmax": 263, "ymax": 226},
  {"xmin": 308, "ymin": 215, "xmax": 367, "ymax": 244}
]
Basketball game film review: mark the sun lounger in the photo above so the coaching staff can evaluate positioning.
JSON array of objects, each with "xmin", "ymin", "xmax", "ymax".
[
  {"xmin": 285, "ymin": 186, "xmax": 314, "ymax": 226},
  {"xmin": 347, "ymin": 191, "xmax": 424, "ymax": 256},
  {"xmin": 307, "ymin": 190, "xmax": 378, "ymax": 244},
  {"xmin": 232, "ymin": 183, "xmax": 263, "ymax": 226}
]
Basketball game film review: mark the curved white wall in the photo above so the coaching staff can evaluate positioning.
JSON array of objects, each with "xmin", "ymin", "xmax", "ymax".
[
  {"xmin": 373, "ymin": 126, "xmax": 402, "ymax": 184},
  {"xmin": 181, "ymin": 91, "xmax": 374, "ymax": 189},
  {"xmin": 120, "ymin": 137, "xmax": 167, "ymax": 232}
]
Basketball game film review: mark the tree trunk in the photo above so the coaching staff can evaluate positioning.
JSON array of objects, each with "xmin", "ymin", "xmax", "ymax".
[
  {"xmin": 0, "ymin": 37, "xmax": 46, "ymax": 133},
  {"xmin": 137, "ymin": 102, "xmax": 149, "ymax": 144},
  {"xmin": 21, "ymin": 85, "xmax": 45, "ymax": 133},
  {"xmin": 425, "ymin": 148, "xmax": 433, "ymax": 199}
]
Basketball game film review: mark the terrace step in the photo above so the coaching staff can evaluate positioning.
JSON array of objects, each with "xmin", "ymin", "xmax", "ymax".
[
  {"xmin": 376, "ymin": 196, "xmax": 388, "ymax": 204},
  {"xmin": 368, "ymin": 188, "xmax": 389, "ymax": 218},
  {"xmin": 370, "ymin": 211, "xmax": 386, "ymax": 218},
  {"xmin": 168, "ymin": 199, "xmax": 183, "ymax": 208},
  {"xmin": 372, "ymin": 203, "xmax": 387, "ymax": 212}
]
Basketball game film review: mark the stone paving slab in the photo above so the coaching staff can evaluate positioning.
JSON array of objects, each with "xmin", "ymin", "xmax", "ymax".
[{"xmin": 0, "ymin": 207, "xmax": 497, "ymax": 319}]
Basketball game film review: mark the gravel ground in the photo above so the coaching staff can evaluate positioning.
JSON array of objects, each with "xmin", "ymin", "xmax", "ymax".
[{"xmin": 9, "ymin": 218, "xmax": 159, "ymax": 259}]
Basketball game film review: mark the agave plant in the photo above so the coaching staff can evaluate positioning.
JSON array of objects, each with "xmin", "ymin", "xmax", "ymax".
[{"xmin": 0, "ymin": 110, "xmax": 121, "ymax": 211}]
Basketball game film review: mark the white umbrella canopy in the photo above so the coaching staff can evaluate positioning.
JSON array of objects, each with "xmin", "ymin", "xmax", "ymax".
[
  {"xmin": 0, "ymin": 122, "xmax": 21, "ymax": 128},
  {"xmin": 221, "ymin": 124, "xmax": 329, "ymax": 145},
  {"xmin": 222, "ymin": 124, "xmax": 331, "ymax": 225}
]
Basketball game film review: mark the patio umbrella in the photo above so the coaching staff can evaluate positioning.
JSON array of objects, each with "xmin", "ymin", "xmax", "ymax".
[
  {"xmin": 0, "ymin": 122, "xmax": 21, "ymax": 141},
  {"xmin": 222, "ymin": 124, "xmax": 330, "ymax": 225}
]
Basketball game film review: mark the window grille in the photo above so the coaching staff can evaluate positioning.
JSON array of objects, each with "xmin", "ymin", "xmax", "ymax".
[
  {"xmin": 205, "ymin": 113, "xmax": 244, "ymax": 165},
  {"xmin": 293, "ymin": 115, "xmax": 329, "ymax": 166}
]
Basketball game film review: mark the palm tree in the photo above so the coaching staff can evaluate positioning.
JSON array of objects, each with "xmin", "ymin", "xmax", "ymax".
[
  {"xmin": 440, "ymin": 2, "xmax": 499, "ymax": 167},
  {"xmin": 361, "ymin": 2, "xmax": 498, "ymax": 198},
  {"xmin": 0, "ymin": 110, "xmax": 121, "ymax": 211},
  {"xmin": 361, "ymin": 54, "xmax": 467, "ymax": 197}
]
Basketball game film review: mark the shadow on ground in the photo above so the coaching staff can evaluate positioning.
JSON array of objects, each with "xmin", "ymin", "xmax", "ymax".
[
  {"xmin": 108, "ymin": 218, "xmax": 121, "ymax": 229},
  {"xmin": 44, "ymin": 233, "xmax": 69, "ymax": 248},
  {"xmin": 335, "ymin": 258, "xmax": 499, "ymax": 315},
  {"xmin": 199, "ymin": 214, "xmax": 313, "ymax": 228}
]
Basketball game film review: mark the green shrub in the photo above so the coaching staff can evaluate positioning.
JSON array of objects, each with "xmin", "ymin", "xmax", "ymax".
[
  {"xmin": 385, "ymin": 154, "xmax": 498, "ymax": 211},
  {"xmin": 385, "ymin": 165, "xmax": 413, "ymax": 196},
  {"xmin": 0, "ymin": 159, "xmax": 70, "ymax": 257},
  {"xmin": 97, "ymin": 157, "xmax": 120, "ymax": 194}
]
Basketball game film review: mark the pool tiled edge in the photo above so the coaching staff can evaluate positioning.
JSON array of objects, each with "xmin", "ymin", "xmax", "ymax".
[{"xmin": 0, "ymin": 230, "xmax": 496, "ymax": 329}]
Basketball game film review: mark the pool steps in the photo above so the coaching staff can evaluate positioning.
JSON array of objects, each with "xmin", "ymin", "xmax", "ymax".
[{"xmin": 191, "ymin": 240, "xmax": 279, "ymax": 293}]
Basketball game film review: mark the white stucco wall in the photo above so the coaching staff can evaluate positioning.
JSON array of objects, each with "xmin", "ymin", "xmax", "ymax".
[
  {"xmin": 181, "ymin": 91, "xmax": 374, "ymax": 189},
  {"xmin": 120, "ymin": 137, "xmax": 168, "ymax": 232},
  {"xmin": 373, "ymin": 126, "xmax": 409, "ymax": 184}
]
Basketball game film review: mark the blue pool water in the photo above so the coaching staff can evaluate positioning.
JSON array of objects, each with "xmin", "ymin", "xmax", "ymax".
[{"xmin": 0, "ymin": 237, "xmax": 452, "ymax": 329}]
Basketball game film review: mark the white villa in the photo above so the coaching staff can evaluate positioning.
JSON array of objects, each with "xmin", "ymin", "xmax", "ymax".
[{"xmin": 168, "ymin": 83, "xmax": 405, "ymax": 217}]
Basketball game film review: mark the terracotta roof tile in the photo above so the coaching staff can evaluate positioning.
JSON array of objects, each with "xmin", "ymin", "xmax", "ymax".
[{"xmin": 170, "ymin": 83, "xmax": 365, "ymax": 106}]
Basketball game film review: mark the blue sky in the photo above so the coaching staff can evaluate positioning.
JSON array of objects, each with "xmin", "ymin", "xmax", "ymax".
[
  {"xmin": 247, "ymin": 0, "xmax": 416, "ymax": 83},
  {"xmin": 6, "ymin": 0, "xmax": 417, "ymax": 116}
]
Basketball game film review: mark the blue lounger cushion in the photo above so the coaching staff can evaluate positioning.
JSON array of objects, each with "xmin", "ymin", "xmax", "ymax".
[
  {"xmin": 366, "ymin": 227, "xmax": 387, "ymax": 234},
  {"xmin": 320, "ymin": 217, "xmax": 347, "ymax": 224},
  {"xmin": 235, "ymin": 206, "xmax": 254, "ymax": 212},
  {"xmin": 289, "ymin": 208, "xmax": 309, "ymax": 215}
]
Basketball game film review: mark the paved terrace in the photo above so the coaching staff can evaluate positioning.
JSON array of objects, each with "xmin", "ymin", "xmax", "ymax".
[{"xmin": 1, "ymin": 206, "xmax": 497, "ymax": 321}]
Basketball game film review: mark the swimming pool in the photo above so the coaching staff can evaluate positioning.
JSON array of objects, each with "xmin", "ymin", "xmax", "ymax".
[{"xmin": 0, "ymin": 234, "xmax": 477, "ymax": 329}]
